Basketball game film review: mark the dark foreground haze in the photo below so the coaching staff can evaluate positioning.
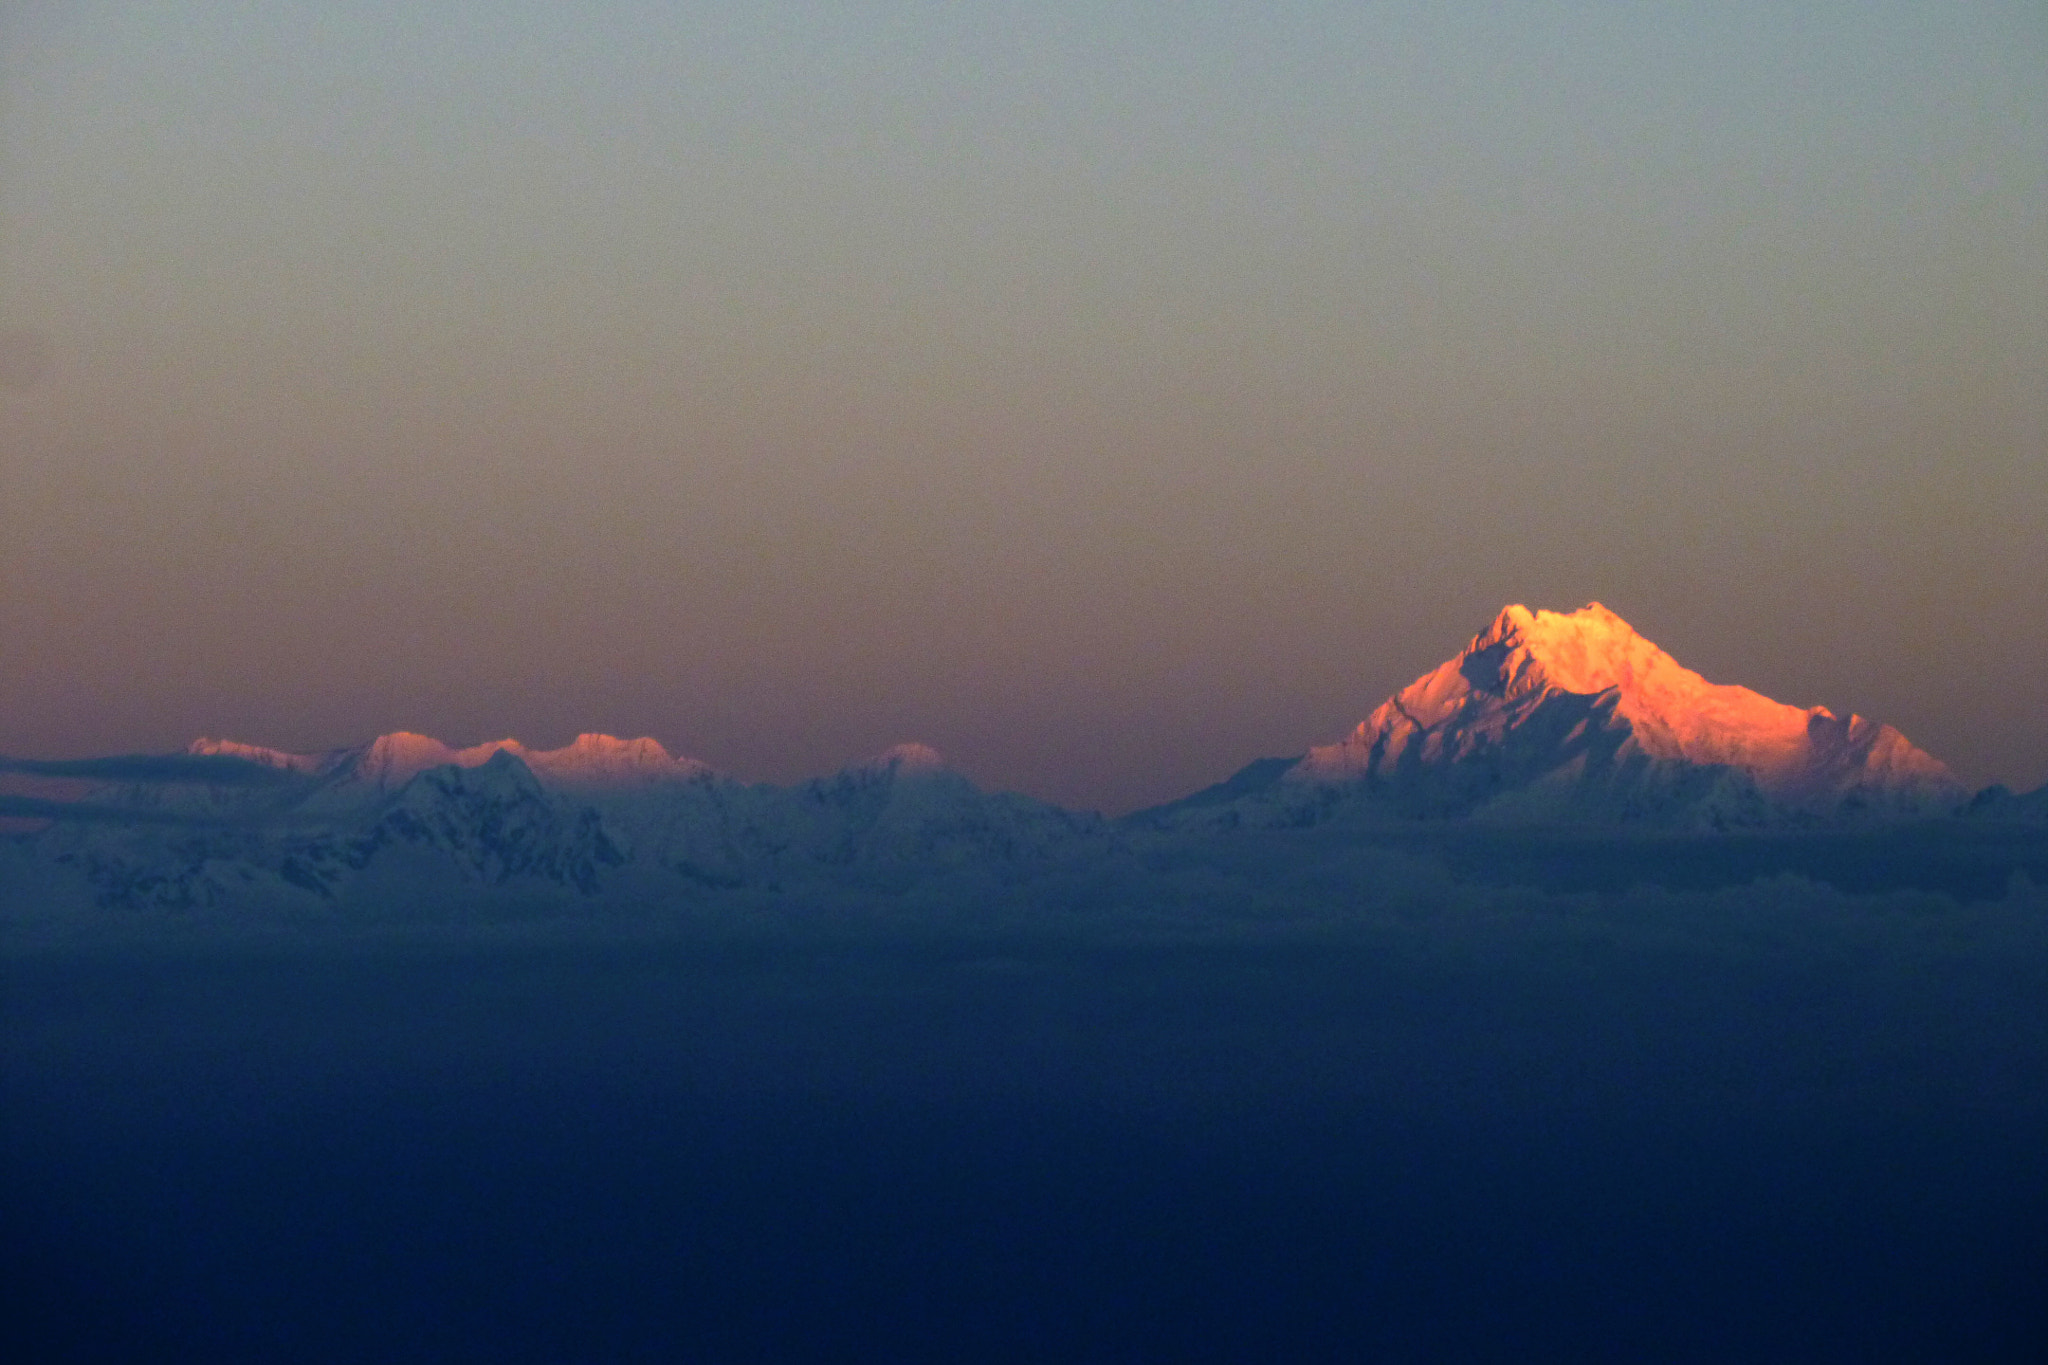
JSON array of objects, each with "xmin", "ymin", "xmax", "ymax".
[{"xmin": 5, "ymin": 862, "xmax": 2046, "ymax": 1363}]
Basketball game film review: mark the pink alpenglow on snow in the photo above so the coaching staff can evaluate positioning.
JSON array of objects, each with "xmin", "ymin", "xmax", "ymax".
[
  {"xmin": 1293, "ymin": 604, "xmax": 1964, "ymax": 821},
  {"xmin": 189, "ymin": 732, "xmax": 716, "ymax": 791},
  {"xmin": 865, "ymin": 742, "xmax": 950, "ymax": 776}
]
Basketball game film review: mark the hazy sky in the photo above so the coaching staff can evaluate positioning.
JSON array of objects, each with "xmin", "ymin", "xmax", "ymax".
[{"xmin": 1, "ymin": 1, "xmax": 2043, "ymax": 811}]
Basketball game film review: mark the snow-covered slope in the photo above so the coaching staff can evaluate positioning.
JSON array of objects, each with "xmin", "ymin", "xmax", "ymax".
[
  {"xmin": 756, "ymin": 743, "xmax": 1103, "ymax": 874},
  {"xmin": 1143, "ymin": 604, "xmax": 1965, "ymax": 831},
  {"xmin": 8, "ymin": 733, "xmax": 1103, "ymax": 910},
  {"xmin": 187, "ymin": 731, "xmax": 714, "ymax": 802}
]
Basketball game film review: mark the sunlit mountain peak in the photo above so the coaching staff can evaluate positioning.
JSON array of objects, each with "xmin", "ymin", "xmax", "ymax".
[
  {"xmin": 867, "ymin": 742, "xmax": 948, "ymax": 775},
  {"xmin": 190, "ymin": 731, "xmax": 715, "ymax": 790},
  {"xmin": 1293, "ymin": 602, "xmax": 1961, "ymax": 819}
]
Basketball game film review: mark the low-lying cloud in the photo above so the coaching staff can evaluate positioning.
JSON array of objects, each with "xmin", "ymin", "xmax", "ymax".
[{"xmin": 0, "ymin": 753, "xmax": 294, "ymax": 785}]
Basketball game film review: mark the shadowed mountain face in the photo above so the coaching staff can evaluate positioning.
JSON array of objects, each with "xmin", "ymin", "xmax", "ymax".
[{"xmin": 1150, "ymin": 604, "xmax": 1968, "ymax": 831}]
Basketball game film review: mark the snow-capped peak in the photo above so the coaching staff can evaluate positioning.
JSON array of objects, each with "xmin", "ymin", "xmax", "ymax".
[
  {"xmin": 1419, "ymin": 602, "xmax": 1844, "ymax": 770},
  {"xmin": 1293, "ymin": 602, "xmax": 1961, "ymax": 819},
  {"xmin": 190, "ymin": 731, "xmax": 716, "ymax": 793},
  {"xmin": 354, "ymin": 732, "xmax": 466, "ymax": 787},
  {"xmin": 187, "ymin": 737, "xmax": 324, "ymax": 774},
  {"xmin": 504, "ymin": 734, "xmax": 713, "ymax": 786},
  {"xmin": 866, "ymin": 742, "xmax": 948, "ymax": 776}
]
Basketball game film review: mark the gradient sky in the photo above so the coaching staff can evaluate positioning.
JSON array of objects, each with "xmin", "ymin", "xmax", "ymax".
[{"xmin": 1, "ymin": 1, "xmax": 2043, "ymax": 812}]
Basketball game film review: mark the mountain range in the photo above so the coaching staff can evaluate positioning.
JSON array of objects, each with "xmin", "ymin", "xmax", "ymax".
[{"xmin": 3, "ymin": 604, "xmax": 2040, "ymax": 912}]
